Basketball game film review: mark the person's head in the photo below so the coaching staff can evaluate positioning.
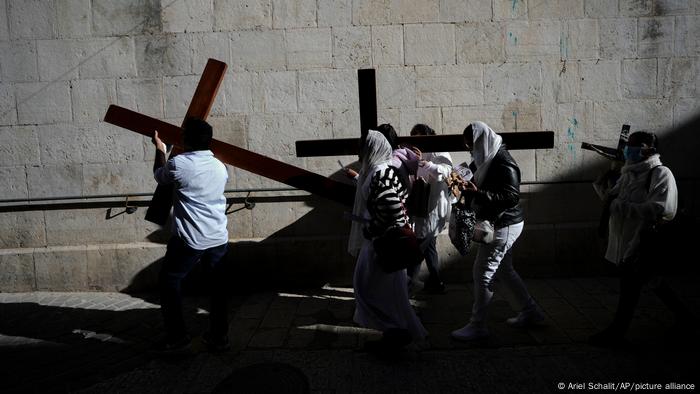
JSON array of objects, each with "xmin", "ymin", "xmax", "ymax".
[
  {"xmin": 375, "ymin": 123, "xmax": 399, "ymax": 149},
  {"xmin": 410, "ymin": 123, "xmax": 436, "ymax": 136},
  {"xmin": 183, "ymin": 118, "xmax": 213, "ymax": 151},
  {"xmin": 463, "ymin": 121, "xmax": 502, "ymax": 166},
  {"xmin": 624, "ymin": 131, "xmax": 658, "ymax": 163},
  {"xmin": 361, "ymin": 130, "xmax": 392, "ymax": 174}
]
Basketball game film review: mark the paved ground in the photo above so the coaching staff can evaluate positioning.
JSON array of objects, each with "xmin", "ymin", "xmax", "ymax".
[{"xmin": 1, "ymin": 276, "xmax": 699, "ymax": 393}]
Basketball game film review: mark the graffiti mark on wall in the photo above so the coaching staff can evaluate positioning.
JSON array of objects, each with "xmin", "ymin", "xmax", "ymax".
[{"xmin": 566, "ymin": 117, "xmax": 579, "ymax": 160}]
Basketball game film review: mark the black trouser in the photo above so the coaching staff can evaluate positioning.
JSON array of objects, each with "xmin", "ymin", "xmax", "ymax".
[
  {"xmin": 407, "ymin": 237, "xmax": 442, "ymax": 284},
  {"xmin": 608, "ymin": 264, "xmax": 689, "ymax": 336},
  {"xmin": 159, "ymin": 236, "xmax": 229, "ymax": 340}
]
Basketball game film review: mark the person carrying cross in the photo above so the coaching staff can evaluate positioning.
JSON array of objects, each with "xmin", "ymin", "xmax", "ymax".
[{"xmin": 151, "ymin": 118, "xmax": 231, "ymax": 353}]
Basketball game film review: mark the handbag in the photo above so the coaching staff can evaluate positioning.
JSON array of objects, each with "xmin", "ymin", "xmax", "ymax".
[
  {"xmin": 448, "ymin": 196, "xmax": 476, "ymax": 255},
  {"xmin": 373, "ymin": 225, "xmax": 422, "ymax": 273},
  {"xmin": 472, "ymin": 219, "xmax": 495, "ymax": 244},
  {"xmin": 406, "ymin": 177, "xmax": 431, "ymax": 218}
]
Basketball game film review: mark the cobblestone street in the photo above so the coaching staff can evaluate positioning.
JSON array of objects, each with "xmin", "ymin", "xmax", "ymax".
[{"xmin": 1, "ymin": 277, "xmax": 698, "ymax": 393}]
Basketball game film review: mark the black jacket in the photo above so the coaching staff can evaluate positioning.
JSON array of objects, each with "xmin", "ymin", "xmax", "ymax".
[{"xmin": 468, "ymin": 146, "xmax": 524, "ymax": 228}]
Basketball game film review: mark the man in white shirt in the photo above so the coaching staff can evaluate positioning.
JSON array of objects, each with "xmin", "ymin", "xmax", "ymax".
[{"xmin": 151, "ymin": 118, "xmax": 230, "ymax": 353}]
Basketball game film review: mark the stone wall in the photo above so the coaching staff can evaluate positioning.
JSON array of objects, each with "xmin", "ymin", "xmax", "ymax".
[{"xmin": 1, "ymin": 0, "xmax": 699, "ymax": 291}]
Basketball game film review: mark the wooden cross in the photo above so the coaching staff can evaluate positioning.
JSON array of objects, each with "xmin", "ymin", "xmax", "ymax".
[
  {"xmin": 296, "ymin": 69, "xmax": 555, "ymax": 158},
  {"xmin": 580, "ymin": 124, "xmax": 630, "ymax": 161},
  {"xmin": 104, "ymin": 59, "xmax": 355, "ymax": 226}
]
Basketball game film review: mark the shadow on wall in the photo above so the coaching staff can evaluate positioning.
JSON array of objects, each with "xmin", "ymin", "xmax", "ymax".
[{"xmin": 123, "ymin": 111, "xmax": 700, "ymax": 294}]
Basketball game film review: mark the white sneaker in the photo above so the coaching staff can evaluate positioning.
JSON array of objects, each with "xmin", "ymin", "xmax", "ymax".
[
  {"xmin": 506, "ymin": 307, "xmax": 545, "ymax": 328},
  {"xmin": 451, "ymin": 323, "xmax": 489, "ymax": 341}
]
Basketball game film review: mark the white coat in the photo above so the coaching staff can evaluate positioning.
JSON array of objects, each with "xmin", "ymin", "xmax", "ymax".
[
  {"xmin": 413, "ymin": 152, "xmax": 454, "ymax": 239},
  {"xmin": 605, "ymin": 154, "xmax": 677, "ymax": 265}
]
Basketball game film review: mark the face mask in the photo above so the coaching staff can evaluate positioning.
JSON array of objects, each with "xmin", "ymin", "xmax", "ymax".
[{"xmin": 623, "ymin": 146, "xmax": 643, "ymax": 162}]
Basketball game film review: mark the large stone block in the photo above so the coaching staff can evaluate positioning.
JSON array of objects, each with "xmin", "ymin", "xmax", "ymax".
[
  {"xmin": 546, "ymin": 101, "xmax": 595, "ymax": 144},
  {"xmin": 91, "ymin": 0, "xmax": 162, "ymax": 36},
  {"xmin": 86, "ymin": 243, "xmax": 165, "ymax": 291},
  {"xmin": 376, "ymin": 67, "xmax": 416, "ymax": 109},
  {"xmin": 162, "ymin": 0, "xmax": 213, "ymax": 33},
  {"xmin": 250, "ymin": 201, "xmax": 300, "ymax": 238},
  {"xmin": 36, "ymin": 39, "xmax": 81, "ymax": 81},
  {"xmin": 298, "ymin": 70, "xmax": 357, "ymax": 111},
  {"xmin": 659, "ymin": 58, "xmax": 698, "ymax": 98},
  {"xmin": 80, "ymin": 37, "xmax": 137, "ymax": 79},
  {"xmin": 44, "ymin": 207, "xmax": 143, "ymax": 246},
  {"xmin": 535, "ymin": 143, "xmax": 586, "ymax": 182},
  {"xmin": 562, "ymin": 19, "xmax": 599, "ymax": 60},
  {"xmin": 398, "ymin": 107, "xmax": 442, "ymax": 136},
  {"xmin": 333, "ymin": 26, "xmax": 371, "ymax": 69},
  {"xmin": 0, "ymin": 212, "xmax": 46, "ymax": 248},
  {"xmin": 0, "ymin": 84, "xmax": 16, "ymax": 125},
  {"xmin": 439, "ymin": 0, "xmax": 491, "ymax": 22},
  {"xmin": 227, "ymin": 204, "xmax": 253, "ymax": 239},
  {"xmin": 222, "ymin": 71, "xmax": 256, "ymax": 113},
  {"xmin": 71, "ymin": 79, "xmax": 118, "ymax": 123},
  {"xmin": 191, "ymin": 33, "xmax": 231, "ymax": 74},
  {"xmin": 674, "ymin": 15, "xmax": 700, "ymax": 56},
  {"xmin": 484, "ymin": 62, "xmax": 541, "ymax": 104},
  {"xmin": 272, "ymin": 0, "xmax": 316, "ymax": 28},
  {"xmin": 82, "ymin": 161, "xmax": 152, "ymax": 195},
  {"xmin": 585, "ymin": 0, "xmax": 620, "ymax": 16},
  {"xmin": 286, "ymin": 28, "xmax": 332, "ymax": 69},
  {"xmin": 34, "ymin": 246, "xmax": 88, "ymax": 291},
  {"xmin": 36, "ymin": 123, "xmax": 84, "ymax": 165},
  {"xmin": 456, "ymin": 22, "xmax": 505, "ymax": 64},
  {"xmin": 620, "ymin": 0, "xmax": 652, "ymax": 15},
  {"xmin": 8, "ymin": 0, "xmax": 57, "ymax": 39},
  {"xmin": 213, "ymin": 0, "xmax": 272, "ymax": 30},
  {"xmin": 352, "ymin": 0, "xmax": 391, "ymax": 25},
  {"xmin": 638, "ymin": 17, "xmax": 675, "ymax": 57},
  {"xmin": 164, "ymin": 75, "xmax": 225, "ymax": 118},
  {"xmin": 416, "ymin": 65, "xmax": 483, "ymax": 107},
  {"xmin": 0, "ymin": 0, "xmax": 8, "ymax": 41},
  {"xmin": 541, "ymin": 60, "xmax": 579, "ymax": 104},
  {"xmin": 621, "ymin": 58, "xmax": 657, "ymax": 99},
  {"xmin": 388, "ymin": 0, "xmax": 439, "ymax": 23},
  {"xmin": 673, "ymin": 98, "xmax": 700, "ymax": 128},
  {"xmin": 27, "ymin": 164, "xmax": 83, "ymax": 199},
  {"xmin": 404, "ymin": 24, "xmax": 455, "ymax": 66},
  {"xmin": 442, "ymin": 105, "xmax": 509, "ymax": 134},
  {"xmin": 16, "ymin": 82, "xmax": 72, "ymax": 124},
  {"xmin": 528, "ymin": 0, "xmax": 584, "ymax": 18},
  {"xmin": 0, "ymin": 251, "xmax": 35, "ymax": 292},
  {"xmin": 510, "ymin": 150, "xmax": 536, "ymax": 182},
  {"xmin": 494, "ymin": 0, "xmax": 528, "ymax": 20},
  {"xmin": 371, "ymin": 25, "xmax": 404, "ymax": 66},
  {"xmin": 0, "ymin": 126, "xmax": 39, "ymax": 166},
  {"xmin": 230, "ymin": 30, "xmax": 286, "ymax": 71},
  {"xmin": 0, "ymin": 41, "xmax": 39, "ymax": 82},
  {"xmin": 594, "ymin": 99, "xmax": 674, "ymax": 135},
  {"xmin": 331, "ymin": 109, "xmax": 361, "ymax": 138},
  {"xmin": 248, "ymin": 112, "xmax": 333, "ymax": 157},
  {"xmin": 257, "ymin": 71, "xmax": 298, "ymax": 113},
  {"xmin": 505, "ymin": 21, "xmax": 561, "ymax": 61},
  {"xmin": 579, "ymin": 60, "xmax": 621, "ymax": 100},
  {"xmin": 56, "ymin": 0, "xmax": 91, "ymax": 38},
  {"xmin": 654, "ymin": 0, "xmax": 691, "ymax": 15},
  {"xmin": 318, "ymin": 0, "xmax": 352, "ymax": 27},
  {"xmin": 599, "ymin": 18, "xmax": 637, "ymax": 59},
  {"xmin": 501, "ymin": 99, "xmax": 542, "ymax": 131},
  {"xmin": 116, "ymin": 78, "xmax": 164, "ymax": 119},
  {"xmin": 135, "ymin": 34, "xmax": 192, "ymax": 77},
  {"xmin": 82, "ymin": 122, "xmax": 146, "ymax": 164},
  {"xmin": 0, "ymin": 166, "xmax": 27, "ymax": 199}
]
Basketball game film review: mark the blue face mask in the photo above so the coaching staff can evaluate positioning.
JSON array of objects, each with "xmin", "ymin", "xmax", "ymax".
[{"xmin": 623, "ymin": 146, "xmax": 643, "ymax": 162}]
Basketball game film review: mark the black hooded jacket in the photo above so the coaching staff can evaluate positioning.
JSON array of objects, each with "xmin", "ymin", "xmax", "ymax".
[{"xmin": 468, "ymin": 146, "xmax": 525, "ymax": 228}]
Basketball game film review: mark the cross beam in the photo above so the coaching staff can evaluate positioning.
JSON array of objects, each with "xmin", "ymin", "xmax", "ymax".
[
  {"xmin": 145, "ymin": 59, "xmax": 227, "ymax": 224},
  {"xmin": 104, "ymin": 105, "xmax": 355, "ymax": 206},
  {"xmin": 580, "ymin": 124, "xmax": 630, "ymax": 161},
  {"xmin": 296, "ymin": 132, "xmax": 555, "ymax": 157}
]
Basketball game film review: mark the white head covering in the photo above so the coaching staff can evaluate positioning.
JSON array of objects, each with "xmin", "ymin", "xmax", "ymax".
[
  {"xmin": 347, "ymin": 130, "xmax": 393, "ymax": 256},
  {"xmin": 470, "ymin": 121, "xmax": 502, "ymax": 187}
]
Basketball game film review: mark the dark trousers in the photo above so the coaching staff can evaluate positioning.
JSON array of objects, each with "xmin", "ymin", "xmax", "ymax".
[
  {"xmin": 608, "ymin": 265, "xmax": 689, "ymax": 336},
  {"xmin": 159, "ymin": 236, "xmax": 229, "ymax": 340},
  {"xmin": 407, "ymin": 237, "xmax": 442, "ymax": 284}
]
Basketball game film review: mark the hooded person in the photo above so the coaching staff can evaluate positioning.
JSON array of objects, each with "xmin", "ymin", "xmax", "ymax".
[
  {"xmin": 589, "ymin": 131, "xmax": 692, "ymax": 346},
  {"xmin": 451, "ymin": 121, "xmax": 544, "ymax": 342},
  {"xmin": 350, "ymin": 130, "xmax": 428, "ymax": 352}
]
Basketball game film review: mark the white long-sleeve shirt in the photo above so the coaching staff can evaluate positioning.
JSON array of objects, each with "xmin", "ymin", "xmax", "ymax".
[
  {"xmin": 155, "ymin": 150, "xmax": 229, "ymax": 250},
  {"xmin": 413, "ymin": 151, "xmax": 454, "ymax": 239}
]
